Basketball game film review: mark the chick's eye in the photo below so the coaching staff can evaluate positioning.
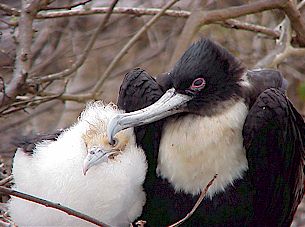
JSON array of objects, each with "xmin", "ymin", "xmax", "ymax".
[
  {"xmin": 191, "ymin": 78, "xmax": 205, "ymax": 89},
  {"xmin": 109, "ymin": 138, "xmax": 118, "ymax": 147}
]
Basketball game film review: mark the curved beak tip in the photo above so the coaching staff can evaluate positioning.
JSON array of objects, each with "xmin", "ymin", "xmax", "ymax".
[
  {"xmin": 105, "ymin": 88, "xmax": 192, "ymax": 140},
  {"xmin": 82, "ymin": 147, "xmax": 114, "ymax": 176},
  {"xmin": 82, "ymin": 161, "xmax": 90, "ymax": 176}
]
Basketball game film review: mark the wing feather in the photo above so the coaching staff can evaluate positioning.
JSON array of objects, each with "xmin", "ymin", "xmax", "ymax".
[{"xmin": 243, "ymin": 88, "xmax": 305, "ymax": 226}]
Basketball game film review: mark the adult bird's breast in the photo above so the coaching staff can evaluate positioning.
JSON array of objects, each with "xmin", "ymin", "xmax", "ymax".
[{"xmin": 157, "ymin": 100, "xmax": 249, "ymax": 197}]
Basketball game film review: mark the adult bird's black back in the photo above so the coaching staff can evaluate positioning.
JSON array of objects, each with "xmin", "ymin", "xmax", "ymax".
[{"xmin": 110, "ymin": 38, "xmax": 305, "ymax": 226}]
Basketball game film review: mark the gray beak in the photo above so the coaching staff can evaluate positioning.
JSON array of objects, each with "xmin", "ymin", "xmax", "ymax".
[
  {"xmin": 107, "ymin": 88, "xmax": 191, "ymax": 144},
  {"xmin": 83, "ymin": 147, "xmax": 115, "ymax": 175}
]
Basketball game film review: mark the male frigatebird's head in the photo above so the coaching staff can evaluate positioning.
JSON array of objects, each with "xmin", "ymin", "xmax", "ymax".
[
  {"xmin": 107, "ymin": 38, "xmax": 249, "ymax": 143},
  {"xmin": 170, "ymin": 38, "xmax": 246, "ymax": 115}
]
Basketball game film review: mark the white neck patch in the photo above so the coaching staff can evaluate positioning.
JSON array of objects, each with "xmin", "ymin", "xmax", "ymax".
[{"xmin": 157, "ymin": 100, "xmax": 249, "ymax": 198}]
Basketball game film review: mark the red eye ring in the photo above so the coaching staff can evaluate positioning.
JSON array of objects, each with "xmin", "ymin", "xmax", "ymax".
[{"xmin": 191, "ymin": 78, "xmax": 206, "ymax": 89}]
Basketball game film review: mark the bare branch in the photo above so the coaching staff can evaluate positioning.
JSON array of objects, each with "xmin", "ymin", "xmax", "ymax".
[
  {"xmin": 35, "ymin": 6, "xmax": 285, "ymax": 41},
  {"xmin": 0, "ymin": 0, "xmax": 43, "ymax": 109},
  {"xmin": 271, "ymin": 45, "xmax": 305, "ymax": 67},
  {"xmin": 0, "ymin": 3, "xmax": 20, "ymax": 16},
  {"xmin": 0, "ymin": 176, "xmax": 13, "ymax": 186},
  {"xmin": 219, "ymin": 19, "xmax": 280, "ymax": 39},
  {"xmin": 41, "ymin": 0, "xmax": 92, "ymax": 11},
  {"xmin": 0, "ymin": 18, "xmax": 18, "ymax": 27},
  {"xmin": 168, "ymin": 174, "xmax": 218, "ymax": 227},
  {"xmin": 256, "ymin": 15, "xmax": 305, "ymax": 68},
  {"xmin": 0, "ymin": 186, "xmax": 110, "ymax": 227},
  {"xmin": 36, "ymin": 6, "xmax": 190, "ymax": 19},
  {"xmin": 298, "ymin": 0, "xmax": 305, "ymax": 10},
  {"xmin": 35, "ymin": 0, "xmax": 120, "ymax": 83},
  {"xmin": 198, "ymin": 0, "xmax": 287, "ymax": 25},
  {"xmin": 281, "ymin": 0, "xmax": 305, "ymax": 46},
  {"xmin": 92, "ymin": 0, "xmax": 181, "ymax": 95},
  {"xmin": 39, "ymin": 92, "xmax": 93, "ymax": 103}
]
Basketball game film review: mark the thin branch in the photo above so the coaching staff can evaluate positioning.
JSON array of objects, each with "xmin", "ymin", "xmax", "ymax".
[
  {"xmin": 33, "ymin": 37, "xmax": 168, "ymax": 103},
  {"xmin": 168, "ymin": 174, "xmax": 218, "ymax": 227},
  {"xmin": 35, "ymin": 0, "xmax": 120, "ymax": 83},
  {"xmin": 36, "ymin": 6, "xmax": 190, "ymax": 19},
  {"xmin": 0, "ymin": 101, "xmax": 57, "ymax": 132},
  {"xmin": 255, "ymin": 17, "xmax": 291, "ymax": 68},
  {"xmin": 0, "ymin": 18, "xmax": 18, "ymax": 27},
  {"xmin": 298, "ymin": 0, "xmax": 305, "ymax": 10},
  {"xmin": 0, "ymin": 93, "xmax": 62, "ymax": 116},
  {"xmin": 92, "ymin": 0, "xmax": 181, "ymax": 95},
  {"xmin": 0, "ymin": 186, "xmax": 110, "ymax": 227},
  {"xmin": 35, "ymin": 6, "xmax": 285, "ymax": 40},
  {"xmin": 219, "ymin": 19, "xmax": 280, "ymax": 39},
  {"xmin": 41, "ymin": 0, "xmax": 92, "ymax": 11},
  {"xmin": 271, "ymin": 45, "xmax": 305, "ymax": 67},
  {"xmin": 198, "ymin": 0, "xmax": 287, "ymax": 25},
  {"xmin": 281, "ymin": 0, "xmax": 305, "ymax": 46},
  {"xmin": 0, "ymin": 3, "xmax": 20, "ymax": 16},
  {"xmin": 256, "ymin": 13, "xmax": 305, "ymax": 68},
  {"xmin": 37, "ymin": 1, "xmax": 288, "ymax": 26},
  {"xmin": 39, "ymin": 92, "xmax": 93, "ymax": 103},
  {"xmin": 0, "ymin": 176, "xmax": 13, "ymax": 186},
  {"xmin": 0, "ymin": 0, "xmax": 42, "ymax": 108}
]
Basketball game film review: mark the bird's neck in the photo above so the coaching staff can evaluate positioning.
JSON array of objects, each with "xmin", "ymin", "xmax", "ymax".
[{"xmin": 157, "ymin": 100, "xmax": 249, "ymax": 197}]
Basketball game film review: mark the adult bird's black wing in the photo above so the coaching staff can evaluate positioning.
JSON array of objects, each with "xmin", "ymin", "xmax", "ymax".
[
  {"xmin": 243, "ymin": 88, "xmax": 305, "ymax": 226},
  {"xmin": 117, "ymin": 67, "xmax": 165, "ymax": 181},
  {"xmin": 117, "ymin": 68, "xmax": 165, "ymax": 150},
  {"xmin": 11, "ymin": 129, "xmax": 63, "ymax": 154}
]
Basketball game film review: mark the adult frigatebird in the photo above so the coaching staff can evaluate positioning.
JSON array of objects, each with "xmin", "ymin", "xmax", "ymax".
[{"xmin": 107, "ymin": 38, "xmax": 305, "ymax": 226}]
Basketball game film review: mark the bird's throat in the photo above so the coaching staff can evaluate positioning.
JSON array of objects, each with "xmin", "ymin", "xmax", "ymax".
[{"xmin": 157, "ymin": 100, "xmax": 249, "ymax": 197}]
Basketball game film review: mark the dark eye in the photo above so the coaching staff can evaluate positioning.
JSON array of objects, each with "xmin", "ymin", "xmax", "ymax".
[
  {"xmin": 191, "ymin": 78, "xmax": 205, "ymax": 89},
  {"xmin": 109, "ymin": 138, "xmax": 118, "ymax": 146}
]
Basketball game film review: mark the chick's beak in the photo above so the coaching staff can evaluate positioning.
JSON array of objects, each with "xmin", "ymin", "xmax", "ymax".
[{"xmin": 83, "ymin": 147, "xmax": 115, "ymax": 175}]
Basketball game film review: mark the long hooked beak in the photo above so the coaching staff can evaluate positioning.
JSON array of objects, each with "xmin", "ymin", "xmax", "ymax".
[
  {"xmin": 83, "ymin": 147, "xmax": 116, "ymax": 175},
  {"xmin": 107, "ymin": 88, "xmax": 192, "ymax": 144}
]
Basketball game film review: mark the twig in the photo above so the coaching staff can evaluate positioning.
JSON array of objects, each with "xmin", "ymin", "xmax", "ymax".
[
  {"xmin": 36, "ymin": 0, "xmax": 119, "ymax": 83},
  {"xmin": 0, "ymin": 186, "xmax": 110, "ymax": 227},
  {"xmin": 271, "ymin": 45, "xmax": 305, "ymax": 67},
  {"xmin": 281, "ymin": 0, "xmax": 305, "ymax": 46},
  {"xmin": 219, "ymin": 19, "xmax": 280, "ymax": 39},
  {"xmin": 167, "ymin": 174, "xmax": 218, "ymax": 227},
  {"xmin": 29, "ymin": 37, "xmax": 167, "ymax": 103},
  {"xmin": 0, "ymin": 3, "xmax": 20, "ymax": 16},
  {"xmin": 198, "ymin": 0, "xmax": 287, "ymax": 25},
  {"xmin": 0, "ymin": 176, "xmax": 13, "ymax": 186},
  {"xmin": 298, "ymin": 0, "xmax": 305, "ymax": 10},
  {"xmin": 0, "ymin": 0, "xmax": 43, "ymax": 108},
  {"xmin": 135, "ymin": 220, "xmax": 147, "ymax": 227},
  {"xmin": 0, "ymin": 18, "xmax": 18, "ymax": 27},
  {"xmin": 36, "ymin": 6, "xmax": 281, "ymax": 39},
  {"xmin": 0, "ymin": 93, "xmax": 62, "ymax": 116},
  {"xmin": 41, "ymin": 0, "xmax": 92, "ymax": 11},
  {"xmin": 37, "ymin": 1, "xmax": 288, "ymax": 28},
  {"xmin": 39, "ymin": 92, "xmax": 93, "ymax": 103},
  {"xmin": 92, "ymin": 0, "xmax": 180, "ymax": 95},
  {"xmin": 36, "ymin": 6, "xmax": 190, "ymax": 19},
  {"xmin": 257, "ymin": 14, "xmax": 305, "ymax": 68}
]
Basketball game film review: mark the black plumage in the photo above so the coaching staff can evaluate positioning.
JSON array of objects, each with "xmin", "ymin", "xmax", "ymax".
[
  {"xmin": 11, "ymin": 129, "xmax": 63, "ymax": 154},
  {"xmin": 110, "ymin": 38, "xmax": 305, "ymax": 226}
]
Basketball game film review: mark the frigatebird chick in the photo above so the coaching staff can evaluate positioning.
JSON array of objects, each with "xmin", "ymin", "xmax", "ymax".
[{"xmin": 8, "ymin": 102, "xmax": 147, "ymax": 226}]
